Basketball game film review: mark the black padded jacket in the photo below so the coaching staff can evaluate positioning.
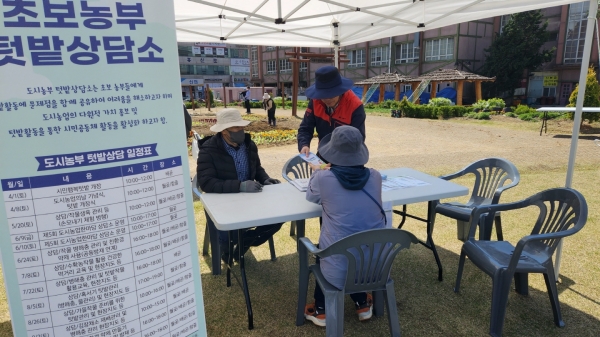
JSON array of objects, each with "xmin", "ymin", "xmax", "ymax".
[{"xmin": 196, "ymin": 133, "xmax": 269, "ymax": 193}]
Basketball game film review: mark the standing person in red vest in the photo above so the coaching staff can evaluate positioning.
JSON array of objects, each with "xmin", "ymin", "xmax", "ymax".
[{"xmin": 297, "ymin": 66, "xmax": 366, "ymax": 159}]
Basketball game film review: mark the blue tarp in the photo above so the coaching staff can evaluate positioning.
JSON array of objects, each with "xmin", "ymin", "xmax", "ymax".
[
  {"xmin": 435, "ymin": 87, "xmax": 457, "ymax": 104},
  {"xmin": 351, "ymin": 87, "xmax": 430, "ymax": 104}
]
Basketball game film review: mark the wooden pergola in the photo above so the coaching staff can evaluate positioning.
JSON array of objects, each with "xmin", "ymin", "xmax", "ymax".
[
  {"xmin": 410, "ymin": 68, "xmax": 495, "ymax": 106},
  {"xmin": 354, "ymin": 72, "xmax": 415, "ymax": 103}
]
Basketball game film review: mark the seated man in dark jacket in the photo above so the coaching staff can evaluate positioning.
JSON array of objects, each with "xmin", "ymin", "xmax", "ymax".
[{"xmin": 197, "ymin": 108, "xmax": 282, "ymax": 260}]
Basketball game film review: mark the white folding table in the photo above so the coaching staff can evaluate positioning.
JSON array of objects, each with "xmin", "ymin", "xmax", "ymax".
[{"xmin": 199, "ymin": 167, "xmax": 468, "ymax": 329}]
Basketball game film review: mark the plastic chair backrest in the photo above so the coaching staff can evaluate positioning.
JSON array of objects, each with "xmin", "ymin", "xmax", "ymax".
[
  {"xmin": 281, "ymin": 156, "xmax": 312, "ymax": 182},
  {"xmin": 525, "ymin": 188, "xmax": 587, "ymax": 257},
  {"xmin": 473, "ymin": 187, "xmax": 587, "ymax": 257},
  {"xmin": 316, "ymin": 229, "xmax": 418, "ymax": 294},
  {"xmin": 445, "ymin": 157, "xmax": 520, "ymax": 206}
]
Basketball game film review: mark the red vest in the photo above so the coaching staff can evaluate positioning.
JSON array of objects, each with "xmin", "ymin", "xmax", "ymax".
[{"xmin": 312, "ymin": 90, "xmax": 363, "ymax": 125}]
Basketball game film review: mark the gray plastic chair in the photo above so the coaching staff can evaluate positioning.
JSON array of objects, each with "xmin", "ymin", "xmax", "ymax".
[
  {"xmin": 296, "ymin": 228, "xmax": 419, "ymax": 337},
  {"xmin": 192, "ymin": 174, "xmax": 276, "ymax": 275},
  {"xmin": 454, "ymin": 188, "xmax": 588, "ymax": 337},
  {"xmin": 433, "ymin": 157, "xmax": 520, "ymax": 241},
  {"xmin": 282, "ymin": 156, "xmax": 313, "ymax": 236}
]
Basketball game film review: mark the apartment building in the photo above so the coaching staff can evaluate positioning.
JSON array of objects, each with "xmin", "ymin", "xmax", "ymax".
[{"xmin": 177, "ymin": 42, "xmax": 251, "ymax": 100}]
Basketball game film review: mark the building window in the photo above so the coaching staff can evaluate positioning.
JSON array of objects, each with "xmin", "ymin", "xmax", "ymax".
[
  {"xmin": 543, "ymin": 87, "xmax": 557, "ymax": 97},
  {"xmin": 279, "ymin": 59, "xmax": 292, "ymax": 72},
  {"xmin": 395, "ymin": 43, "xmax": 419, "ymax": 64},
  {"xmin": 251, "ymin": 46, "xmax": 259, "ymax": 78},
  {"xmin": 178, "ymin": 45, "xmax": 193, "ymax": 57},
  {"xmin": 499, "ymin": 15, "xmax": 511, "ymax": 34},
  {"xmin": 230, "ymin": 48, "xmax": 248, "ymax": 58},
  {"xmin": 265, "ymin": 46, "xmax": 276, "ymax": 51},
  {"xmin": 180, "ymin": 64, "xmax": 194, "ymax": 75},
  {"xmin": 370, "ymin": 46, "xmax": 389, "ymax": 66},
  {"xmin": 347, "ymin": 49, "xmax": 365, "ymax": 68},
  {"xmin": 564, "ymin": 2, "xmax": 588, "ymax": 64},
  {"xmin": 403, "ymin": 84, "xmax": 412, "ymax": 92},
  {"xmin": 301, "ymin": 47, "xmax": 309, "ymax": 53},
  {"xmin": 266, "ymin": 60, "xmax": 276, "ymax": 74},
  {"xmin": 424, "ymin": 37, "xmax": 454, "ymax": 61},
  {"xmin": 300, "ymin": 62, "xmax": 308, "ymax": 71},
  {"xmin": 196, "ymin": 65, "xmax": 207, "ymax": 75}
]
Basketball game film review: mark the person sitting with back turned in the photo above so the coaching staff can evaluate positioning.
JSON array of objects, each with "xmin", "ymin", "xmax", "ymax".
[
  {"xmin": 297, "ymin": 66, "xmax": 366, "ymax": 159},
  {"xmin": 196, "ymin": 108, "xmax": 282, "ymax": 260},
  {"xmin": 303, "ymin": 125, "xmax": 386, "ymax": 327}
]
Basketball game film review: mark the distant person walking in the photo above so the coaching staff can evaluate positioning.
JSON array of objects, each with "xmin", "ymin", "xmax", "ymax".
[
  {"xmin": 263, "ymin": 93, "xmax": 276, "ymax": 126},
  {"xmin": 244, "ymin": 86, "xmax": 251, "ymax": 114}
]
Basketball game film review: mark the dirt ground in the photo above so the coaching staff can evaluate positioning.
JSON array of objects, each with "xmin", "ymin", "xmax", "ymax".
[
  {"xmin": 187, "ymin": 105, "xmax": 600, "ymax": 178},
  {"xmin": 189, "ymin": 107, "xmax": 301, "ymax": 137}
]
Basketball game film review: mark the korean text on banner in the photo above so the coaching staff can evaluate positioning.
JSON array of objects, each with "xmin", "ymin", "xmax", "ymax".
[{"xmin": 0, "ymin": 1, "xmax": 207, "ymax": 337}]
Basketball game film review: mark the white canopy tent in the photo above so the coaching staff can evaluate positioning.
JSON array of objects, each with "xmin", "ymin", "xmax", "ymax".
[{"xmin": 174, "ymin": 0, "xmax": 598, "ymax": 278}]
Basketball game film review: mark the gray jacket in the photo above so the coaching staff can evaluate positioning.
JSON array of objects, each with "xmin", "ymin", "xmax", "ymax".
[{"xmin": 306, "ymin": 168, "xmax": 385, "ymax": 289}]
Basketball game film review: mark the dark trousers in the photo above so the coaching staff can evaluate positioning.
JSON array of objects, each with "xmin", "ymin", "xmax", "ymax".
[
  {"xmin": 218, "ymin": 223, "xmax": 283, "ymax": 248},
  {"xmin": 244, "ymin": 99, "xmax": 251, "ymax": 113},
  {"xmin": 267, "ymin": 108, "xmax": 276, "ymax": 125},
  {"xmin": 313, "ymin": 256, "xmax": 367, "ymax": 309}
]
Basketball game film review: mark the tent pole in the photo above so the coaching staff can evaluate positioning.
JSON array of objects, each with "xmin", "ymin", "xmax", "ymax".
[
  {"xmin": 333, "ymin": 22, "xmax": 340, "ymax": 68},
  {"xmin": 555, "ymin": 0, "xmax": 598, "ymax": 281}
]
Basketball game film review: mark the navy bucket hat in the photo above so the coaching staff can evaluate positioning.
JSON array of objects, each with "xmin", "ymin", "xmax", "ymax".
[
  {"xmin": 305, "ymin": 66, "xmax": 354, "ymax": 99},
  {"xmin": 318, "ymin": 125, "xmax": 369, "ymax": 166}
]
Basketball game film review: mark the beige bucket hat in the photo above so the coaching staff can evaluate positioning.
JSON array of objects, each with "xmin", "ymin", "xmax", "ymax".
[{"xmin": 210, "ymin": 108, "xmax": 250, "ymax": 132}]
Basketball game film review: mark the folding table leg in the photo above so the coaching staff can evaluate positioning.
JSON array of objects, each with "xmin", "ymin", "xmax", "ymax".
[
  {"xmin": 395, "ymin": 205, "xmax": 408, "ymax": 228},
  {"xmin": 426, "ymin": 201, "xmax": 443, "ymax": 281},
  {"xmin": 226, "ymin": 232, "xmax": 232, "ymax": 287},
  {"xmin": 237, "ymin": 228, "xmax": 254, "ymax": 330},
  {"xmin": 295, "ymin": 219, "xmax": 306, "ymax": 251}
]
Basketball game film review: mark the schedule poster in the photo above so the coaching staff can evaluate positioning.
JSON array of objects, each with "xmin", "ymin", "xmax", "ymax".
[{"xmin": 0, "ymin": 1, "xmax": 207, "ymax": 337}]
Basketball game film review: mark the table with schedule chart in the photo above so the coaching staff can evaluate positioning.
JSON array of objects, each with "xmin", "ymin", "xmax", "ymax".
[{"xmin": 2, "ymin": 156, "xmax": 201, "ymax": 337}]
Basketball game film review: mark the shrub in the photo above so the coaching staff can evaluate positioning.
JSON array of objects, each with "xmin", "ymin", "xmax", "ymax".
[
  {"xmin": 378, "ymin": 100, "xmax": 395, "ymax": 108},
  {"xmin": 505, "ymin": 112, "xmax": 516, "ymax": 118},
  {"xmin": 567, "ymin": 66, "xmax": 600, "ymax": 124},
  {"xmin": 518, "ymin": 112, "xmax": 543, "ymax": 121},
  {"xmin": 296, "ymin": 100, "xmax": 309, "ymax": 108},
  {"xmin": 364, "ymin": 102, "xmax": 377, "ymax": 109},
  {"xmin": 486, "ymin": 98, "xmax": 506, "ymax": 109},
  {"xmin": 514, "ymin": 104, "xmax": 537, "ymax": 115},
  {"xmin": 184, "ymin": 101, "xmax": 201, "ymax": 109},
  {"xmin": 398, "ymin": 98, "xmax": 470, "ymax": 119},
  {"xmin": 428, "ymin": 97, "xmax": 453, "ymax": 107},
  {"xmin": 471, "ymin": 99, "xmax": 489, "ymax": 110},
  {"xmin": 466, "ymin": 112, "xmax": 490, "ymax": 120}
]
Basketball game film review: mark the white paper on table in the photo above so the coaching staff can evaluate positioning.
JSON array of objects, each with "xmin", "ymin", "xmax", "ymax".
[
  {"xmin": 382, "ymin": 176, "xmax": 430, "ymax": 191},
  {"xmin": 290, "ymin": 178, "xmax": 310, "ymax": 192},
  {"xmin": 298, "ymin": 152, "xmax": 324, "ymax": 166}
]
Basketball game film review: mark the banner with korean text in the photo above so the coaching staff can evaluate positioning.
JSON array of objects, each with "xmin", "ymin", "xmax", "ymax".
[{"xmin": 0, "ymin": 1, "xmax": 207, "ymax": 336}]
